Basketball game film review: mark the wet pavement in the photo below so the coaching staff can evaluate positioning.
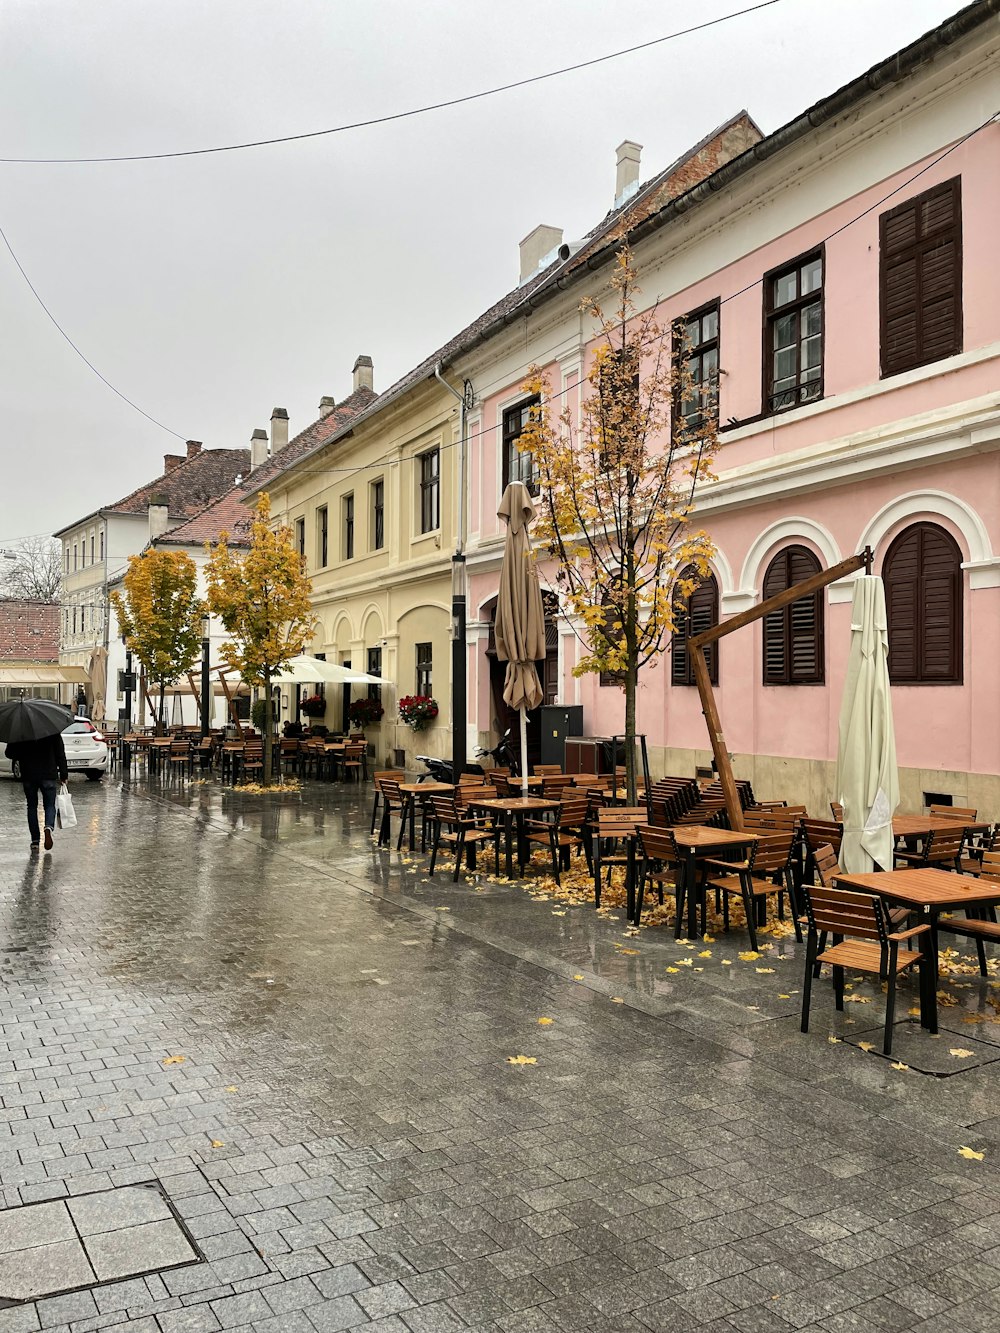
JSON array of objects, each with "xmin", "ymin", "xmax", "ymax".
[{"xmin": 0, "ymin": 772, "xmax": 999, "ymax": 1333}]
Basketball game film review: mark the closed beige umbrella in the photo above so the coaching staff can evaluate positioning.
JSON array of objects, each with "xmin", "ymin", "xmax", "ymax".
[
  {"xmin": 835, "ymin": 576, "xmax": 899, "ymax": 873},
  {"xmin": 495, "ymin": 482, "xmax": 546, "ymax": 794},
  {"xmin": 87, "ymin": 646, "xmax": 108, "ymax": 725}
]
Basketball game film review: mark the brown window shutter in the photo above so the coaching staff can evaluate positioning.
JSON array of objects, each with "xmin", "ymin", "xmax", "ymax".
[
  {"xmin": 884, "ymin": 522, "xmax": 962, "ymax": 684},
  {"xmin": 880, "ymin": 178, "xmax": 962, "ymax": 377},
  {"xmin": 762, "ymin": 546, "xmax": 823, "ymax": 685},
  {"xmin": 671, "ymin": 570, "xmax": 719, "ymax": 686}
]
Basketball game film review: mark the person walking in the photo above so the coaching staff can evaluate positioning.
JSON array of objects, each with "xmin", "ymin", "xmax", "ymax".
[{"xmin": 5, "ymin": 730, "xmax": 69, "ymax": 852}]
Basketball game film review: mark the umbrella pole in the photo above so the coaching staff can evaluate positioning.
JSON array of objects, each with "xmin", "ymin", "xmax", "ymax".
[{"xmin": 519, "ymin": 708, "xmax": 528, "ymax": 795}]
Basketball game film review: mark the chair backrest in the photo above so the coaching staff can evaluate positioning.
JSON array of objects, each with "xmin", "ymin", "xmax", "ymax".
[
  {"xmin": 830, "ymin": 801, "xmax": 845, "ymax": 821},
  {"xmin": 456, "ymin": 785, "xmax": 493, "ymax": 811},
  {"xmin": 379, "ymin": 777, "xmax": 404, "ymax": 806},
  {"xmin": 596, "ymin": 806, "xmax": 647, "ymax": 836},
  {"xmin": 533, "ymin": 763, "xmax": 562, "ymax": 777},
  {"xmin": 802, "ymin": 882, "xmax": 888, "ymax": 943},
  {"xmin": 978, "ymin": 849, "xmax": 1000, "ymax": 883},
  {"xmin": 429, "ymin": 795, "xmax": 460, "ymax": 824},
  {"xmin": 169, "ymin": 740, "xmax": 190, "ymax": 755},
  {"xmin": 541, "ymin": 775, "xmax": 576, "ymax": 799},
  {"xmin": 924, "ymin": 826, "xmax": 966, "ymax": 863},
  {"xmin": 344, "ymin": 742, "xmax": 366, "ymax": 760},
  {"xmin": 751, "ymin": 829, "xmax": 796, "ymax": 874},
  {"xmin": 373, "ymin": 769, "xmax": 405, "ymax": 791},
  {"xmin": 556, "ymin": 797, "xmax": 589, "ymax": 827},
  {"xmin": 636, "ymin": 824, "xmax": 678, "ymax": 861},
  {"xmin": 801, "ymin": 817, "xmax": 844, "ymax": 856},
  {"xmin": 930, "ymin": 803, "xmax": 977, "ymax": 820},
  {"xmin": 812, "ymin": 843, "xmax": 841, "ymax": 886}
]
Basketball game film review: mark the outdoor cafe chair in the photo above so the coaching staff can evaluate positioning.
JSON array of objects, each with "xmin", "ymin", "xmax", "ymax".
[
  {"xmin": 894, "ymin": 825, "xmax": 966, "ymax": 872},
  {"xmin": 592, "ymin": 807, "xmax": 647, "ymax": 908},
  {"xmin": 427, "ymin": 796, "xmax": 500, "ymax": 882},
  {"xmin": 704, "ymin": 828, "xmax": 800, "ymax": 951},
  {"xmin": 808, "ymin": 843, "xmax": 910, "ymax": 975},
  {"xmin": 278, "ymin": 738, "xmax": 301, "ymax": 776},
  {"xmin": 375, "ymin": 777, "xmax": 406, "ymax": 847},
  {"xmin": 166, "ymin": 738, "xmax": 194, "ymax": 780},
  {"xmin": 370, "ymin": 770, "xmax": 406, "ymax": 836},
  {"xmin": 936, "ymin": 848, "xmax": 1000, "ymax": 976},
  {"xmin": 960, "ymin": 822, "xmax": 999, "ymax": 876},
  {"xmin": 799, "ymin": 882, "xmax": 936, "ymax": 1056},
  {"xmin": 523, "ymin": 796, "xmax": 590, "ymax": 883},
  {"xmin": 239, "ymin": 742, "xmax": 264, "ymax": 784},
  {"xmin": 341, "ymin": 742, "xmax": 369, "ymax": 783},
  {"xmin": 485, "ymin": 768, "xmax": 510, "ymax": 792},
  {"xmin": 533, "ymin": 763, "xmax": 563, "ymax": 777},
  {"xmin": 800, "ymin": 817, "xmax": 844, "ymax": 882},
  {"xmin": 635, "ymin": 824, "xmax": 681, "ymax": 923},
  {"xmin": 929, "ymin": 803, "xmax": 978, "ymax": 822}
]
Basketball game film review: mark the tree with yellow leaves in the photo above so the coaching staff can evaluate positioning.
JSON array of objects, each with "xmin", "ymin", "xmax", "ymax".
[
  {"xmin": 520, "ymin": 243, "xmax": 720, "ymax": 803},
  {"xmin": 111, "ymin": 550, "xmax": 204, "ymax": 733},
  {"xmin": 205, "ymin": 492, "xmax": 315, "ymax": 784}
]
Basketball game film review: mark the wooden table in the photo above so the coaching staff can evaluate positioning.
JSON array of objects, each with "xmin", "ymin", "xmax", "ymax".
[
  {"xmin": 835, "ymin": 867, "xmax": 1000, "ymax": 984},
  {"xmin": 670, "ymin": 825, "xmax": 760, "ymax": 939},
  {"xmin": 398, "ymin": 781, "xmax": 455, "ymax": 851},
  {"xmin": 892, "ymin": 815, "xmax": 989, "ymax": 839},
  {"xmin": 471, "ymin": 796, "xmax": 560, "ymax": 878}
]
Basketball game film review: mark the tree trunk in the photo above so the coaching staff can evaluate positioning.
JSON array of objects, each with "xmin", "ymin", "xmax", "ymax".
[
  {"xmin": 263, "ymin": 667, "xmax": 273, "ymax": 786},
  {"xmin": 624, "ymin": 665, "xmax": 637, "ymax": 806},
  {"xmin": 157, "ymin": 683, "xmax": 166, "ymax": 736}
]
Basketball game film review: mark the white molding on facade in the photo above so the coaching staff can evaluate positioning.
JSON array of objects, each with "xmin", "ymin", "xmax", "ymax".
[
  {"xmin": 738, "ymin": 518, "xmax": 842, "ymax": 595},
  {"xmin": 707, "ymin": 548, "xmax": 736, "ymax": 600},
  {"xmin": 858, "ymin": 489, "xmax": 994, "ymax": 565},
  {"xmin": 962, "ymin": 559, "xmax": 1000, "ymax": 590},
  {"xmin": 721, "ymin": 590, "xmax": 758, "ymax": 615}
]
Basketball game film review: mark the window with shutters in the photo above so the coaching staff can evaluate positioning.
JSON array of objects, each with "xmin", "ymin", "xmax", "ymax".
[
  {"xmin": 674, "ymin": 303, "xmax": 720, "ymax": 434},
  {"xmin": 880, "ymin": 177, "xmax": 962, "ymax": 378},
  {"xmin": 883, "ymin": 522, "xmax": 962, "ymax": 684},
  {"xmin": 764, "ymin": 252, "xmax": 823, "ymax": 414},
  {"xmin": 761, "ymin": 546, "xmax": 824, "ymax": 685},
  {"xmin": 502, "ymin": 397, "xmax": 540, "ymax": 495},
  {"xmin": 671, "ymin": 569, "xmax": 719, "ymax": 686}
]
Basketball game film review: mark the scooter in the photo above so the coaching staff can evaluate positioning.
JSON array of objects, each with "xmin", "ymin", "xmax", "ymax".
[
  {"xmin": 474, "ymin": 728, "xmax": 519, "ymax": 776},
  {"xmin": 414, "ymin": 754, "xmax": 485, "ymax": 784}
]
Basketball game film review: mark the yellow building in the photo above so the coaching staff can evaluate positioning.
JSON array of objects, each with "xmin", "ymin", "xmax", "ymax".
[{"xmin": 246, "ymin": 356, "xmax": 459, "ymax": 768}]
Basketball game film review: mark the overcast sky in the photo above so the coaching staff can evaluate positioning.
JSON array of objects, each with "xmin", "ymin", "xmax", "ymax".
[{"xmin": 0, "ymin": 0, "xmax": 965, "ymax": 547}]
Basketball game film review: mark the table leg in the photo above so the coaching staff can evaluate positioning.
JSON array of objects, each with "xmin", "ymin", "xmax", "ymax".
[
  {"xmin": 409, "ymin": 796, "xmax": 417, "ymax": 852},
  {"xmin": 626, "ymin": 839, "xmax": 636, "ymax": 923},
  {"xmin": 505, "ymin": 811, "xmax": 515, "ymax": 879},
  {"xmin": 686, "ymin": 849, "xmax": 700, "ymax": 939}
]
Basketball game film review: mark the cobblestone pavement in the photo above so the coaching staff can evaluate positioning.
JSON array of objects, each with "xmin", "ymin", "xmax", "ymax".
[{"xmin": 1, "ymin": 773, "xmax": 999, "ymax": 1333}]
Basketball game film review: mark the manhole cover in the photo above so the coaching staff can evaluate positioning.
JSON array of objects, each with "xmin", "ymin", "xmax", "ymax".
[{"xmin": 0, "ymin": 1182, "xmax": 203, "ymax": 1306}]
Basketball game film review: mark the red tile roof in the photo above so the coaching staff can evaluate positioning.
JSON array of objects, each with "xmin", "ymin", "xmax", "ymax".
[
  {"xmin": 0, "ymin": 600, "xmax": 60, "ymax": 663},
  {"xmin": 245, "ymin": 386, "xmax": 379, "ymax": 495},
  {"xmin": 154, "ymin": 482, "xmax": 256, "ymax": 548}
]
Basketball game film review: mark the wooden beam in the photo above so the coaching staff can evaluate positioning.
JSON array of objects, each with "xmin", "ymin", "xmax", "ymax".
[
  {"xmin": 688, "ymin": 548, "xmax": 872, "ymax": 829},
  {"xmin": 215, "ymin": 668, "xmax": 244, "ymax": 737},
  {"xmin": 186, "ymin": 671, "xmax": 201, "ymax": 710}
]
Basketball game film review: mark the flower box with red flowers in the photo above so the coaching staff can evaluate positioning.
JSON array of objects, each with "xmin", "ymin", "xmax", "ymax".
[{"xmin": 398, "ymin": 695, "xmax": 439, "ymax": 731}]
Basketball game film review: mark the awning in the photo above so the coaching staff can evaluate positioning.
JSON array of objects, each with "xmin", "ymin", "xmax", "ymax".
[{"xmin": 0, "ymin": 665, "xmax": 91, "ymax": 685}]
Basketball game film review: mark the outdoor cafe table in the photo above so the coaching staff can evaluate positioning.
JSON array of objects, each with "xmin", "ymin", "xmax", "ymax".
[
  {"xmin": 470, "ymin": 796, "xmax": 560, "ymax": 879},
  {"xmin": 670, "ymin": 825, "xmax": 760, "ymax": 940},
  {"xmin": 892, "ymin": 815, "xmax": 990, "ymax": 839},
  {"xmin": 398, "ymin": 782, "xmax": 455, "ymax": 852},
  {"xmin": 834, "ymin": 868, "xmax": 1000, "ymax": 987}
]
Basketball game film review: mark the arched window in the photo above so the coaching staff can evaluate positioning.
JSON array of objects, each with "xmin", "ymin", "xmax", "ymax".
[
  {"xmin": 671, "ymin": 569, "xmax": 719, "ymax": 686},
  {"xmin": 883, "ymin": 522, "xmax": 963, "ymax": 684},
  {"xmin": 762, "ymin": 545, "xmax": 824, "ymax": 684}
]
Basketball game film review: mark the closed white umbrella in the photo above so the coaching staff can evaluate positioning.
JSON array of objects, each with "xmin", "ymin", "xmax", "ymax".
[
  {"xmin": 495, "ymin": 482, "xmax": 546, "ymax": 795},
  {"xmin": 835, "ymin": 576, "xmax": 899, "ymax": 873},
  {"xmin": 271, "ymin": 655, "xmax": 384, "ymax": 687}
]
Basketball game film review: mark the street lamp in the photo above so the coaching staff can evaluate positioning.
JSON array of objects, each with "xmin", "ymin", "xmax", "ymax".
[{"xmin": 200, "ymin": 612, "xmax": 211, "ymax": 740}]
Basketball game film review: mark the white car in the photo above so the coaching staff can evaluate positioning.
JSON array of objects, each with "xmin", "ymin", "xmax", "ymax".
[{"xmin": 1, "ymin": 717, "xmax": 109, "ymax": 782}]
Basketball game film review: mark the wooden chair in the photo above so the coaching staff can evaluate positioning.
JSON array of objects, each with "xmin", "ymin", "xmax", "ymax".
[
  {"xmin": 486, "ymin": 768, "xmax": 510, "ymax": 792},
  {"xmin": 929, "ymin": 804, "xmax": 977, "ymax": 821},
  {"xmin": 370, "ymin": 770, "xmax": 406, "ymax": 836},
  {"xmin": 830, "ymin": 801, "xmax": 844, "ymax": 821},
  {"xmin": 592, "ymin": 807, "xmax": 647, "ymax": 908},
  {"xmin": 895, "ymin": 825, "xmax": 966, "ymax": 872},
  {"xmin": 278, "ymin": 738, "xmax": 301, "ymax": 775},
  {"xmin": 800, "ymin": 882, "xmax": 935, "ymax": 1055},
  {"xmin": 427, "ymin": 797, "xmax": 499, "ymax": 881},
  {"xmin": 937, "ymin": 849, "xmax": 1000, "ymax": 975},
  {"xmin": 240, "ymin": 742, "xmax": 264, "ymax": 784},
  {"xmin": 635, "ymin": 824, "xmax": 681, "ymax": 922},
  {"xmin": 533, "ymin": 763, "xmax": 563, "ymax": 778},
  {"xmin": 811, "ymin": 843, "xmax": 910, "ymax": 963},
  {"xmin": 341, "ymin": 741, "xmax": 368, "ymax": 783},
  {"xmin": 524, "ymin": 797, "xmax": 590, "ymax": 883},
  {"xmin": 704, "ymin": 828, "xmax": 800, "ymax": 951},
  {"xmin": 540, "ymin": 774, "xmax": 576, "ymax": 800},
  {"xmin": 960, "ymin": 822, "xmax": 999, "ymax": 876},
  {"xmin": 167, "ymin": 738, "xmax": 193, "ymax": 780},
  {"xmin": 375, "ymin": 777, "xmax": 406, "ymax": 847}
]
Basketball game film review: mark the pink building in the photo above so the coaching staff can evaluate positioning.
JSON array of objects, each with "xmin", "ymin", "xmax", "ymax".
[{"xmin": 453, "ymin": 5, "xmax": 1000, "ymax": 812}]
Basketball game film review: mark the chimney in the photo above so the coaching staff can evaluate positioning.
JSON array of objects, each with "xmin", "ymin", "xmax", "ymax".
[
  {"xmin": 163, "ymin": 453, "xmax": 184, "ymax": 472},
  {"xmin": 185, "ymin": 439, "xmax": 202, "ymax": 460},
  {"xmin": 250, "ymin": 427, "xmax": 269, "ymax": 471},
  {"xmin": 148, "ymin": 495, "xmax": 170, "ymax": 540},
  {"xmin": 270, "ymin": 408, "xmax": 289, "ymax": 453},
  {"xmin": 318, "ymin": 395, "xmax": 336, "ymax": 418},
  {"xmin": 614, "ymin": 140, "xmax": 642, "ymax": 209},
  {"xmin": 352, "ymin": 355, "xmax": 374, "ymax": 393},
  {"xmin": 518, "ymin": 224, "xmax": 563, "ymax": 284}
]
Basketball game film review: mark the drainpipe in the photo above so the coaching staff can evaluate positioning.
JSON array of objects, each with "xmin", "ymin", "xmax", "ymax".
[{"xmin": 435, "ymin": 363, "xmax": 470, "ymax": 781}]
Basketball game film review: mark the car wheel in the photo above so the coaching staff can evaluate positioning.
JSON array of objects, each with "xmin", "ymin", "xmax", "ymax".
[
  {"xmin": 84, "ymin": 770, "xmax": 103, "ymax": 782},
  {"xmin": 11, "ymin": 760, "xmax": 20, "ymax": 780}
]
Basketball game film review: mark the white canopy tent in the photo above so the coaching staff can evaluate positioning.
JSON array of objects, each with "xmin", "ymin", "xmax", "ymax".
[{"xmin": 270, "ymin": 655, "xmax": 386, "ymax": 688}]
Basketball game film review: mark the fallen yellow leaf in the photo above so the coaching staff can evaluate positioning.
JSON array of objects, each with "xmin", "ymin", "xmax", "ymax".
[
  {"xmin": 739, "ymin": 951, "xmax": 760, "ymax": 962},
  {"xmin": 618, "ymin": 947, "xmax": 640, "ymax": 956},
  {"xmin": 858, "ymin": 1042, "xmax": 875, "ymax": 1052},
  {"xmin": 551, "ymin": 910, "xmax": 567, "ymax": 916},
  {"xmin": 665, "ymin": 966, "xmax": 680, "ymax": 974},
  {"xmin": 162, "ymin": 1056, "xmax": 185, "ymax": 1066},
  {"xmin": 698, "ymin": 950, "xmax": 712, "ymax": 958},
  {"xmin": 210, "ymin": 1139, "xmax": 225, "ymax": 1148},
  {"xmin": 844, "ymin": 995, "xmax": 872, "ymax": 1004},
  {"xmin": 703, "ymin": 934, "xmax": 715, "ymax": 942},
  {"xmin": 890, "ymin": 1061, "xmax": 909, "ymax": 1071},
  {"xmin": 506, "ymin": 1055, "xmax": 537, "ymax": 1065},
  {"xmin": 756, "ymin": 967, "xmax": 776, "ymax": 975},
  {"xmin": 949, "ymin": 1048, "xmax": 975, "ymax": 1059},
  {"xmin": 224, "ymin": 1086, "xmax": 238, "ymax": 1093},
  {"xmin": 611, "ymin": 996, "xmax": 624, "ymax": 1004},
  {"xmin": 537, "ymin": 1017, "xmax": 554, "ymax": 1026},
  {"xmin": 435, "ymin": 906, "xmax": 450, "ymax": 911},
  {"xmin": 828, "ymin": 1036, "xmax": 841, "ymax": 1044},
  {"xmin": 778, "ymin": 994, "xmax": 791, "ymax": 1000},
  {"xmin": 721, "ymin": 959, "xmax": 732, "ymax": 966},
  {"xmin": 573, "ymin": 973, "xmax": 584, "ymax": 981},
  {"xmin": 959, "ymin": 1146, "xmax": 985, "ymax": 1160}
]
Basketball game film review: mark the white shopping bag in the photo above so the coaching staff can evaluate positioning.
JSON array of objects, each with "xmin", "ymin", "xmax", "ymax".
[{"xmin": 56, "ymin": 782, "xmax": 78, "ymax": 829}]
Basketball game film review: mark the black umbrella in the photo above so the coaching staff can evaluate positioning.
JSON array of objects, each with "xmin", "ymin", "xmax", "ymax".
[{"xmin": 0, "ymin": 698, "xmax": 73, "ymax": 744}]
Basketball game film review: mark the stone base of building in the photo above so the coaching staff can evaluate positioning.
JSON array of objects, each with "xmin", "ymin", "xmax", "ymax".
[{"xmin": 648, "ymin": 747, "xmax": 1000, "ymax": 817}]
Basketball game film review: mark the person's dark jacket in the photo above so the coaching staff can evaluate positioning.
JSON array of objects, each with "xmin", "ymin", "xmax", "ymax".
[{"xmin": 5, "ymin": 733, "xmax": 69, "ymax": 784}]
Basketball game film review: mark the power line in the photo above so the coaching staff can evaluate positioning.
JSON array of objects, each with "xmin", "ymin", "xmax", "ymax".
[
  {"xmin": 0, "ymin": 219, "xmax": 188, "ymax": 439},
  {"xmin": 0, "ymin": 1, "xmax": 788, "ymax": 166}
]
